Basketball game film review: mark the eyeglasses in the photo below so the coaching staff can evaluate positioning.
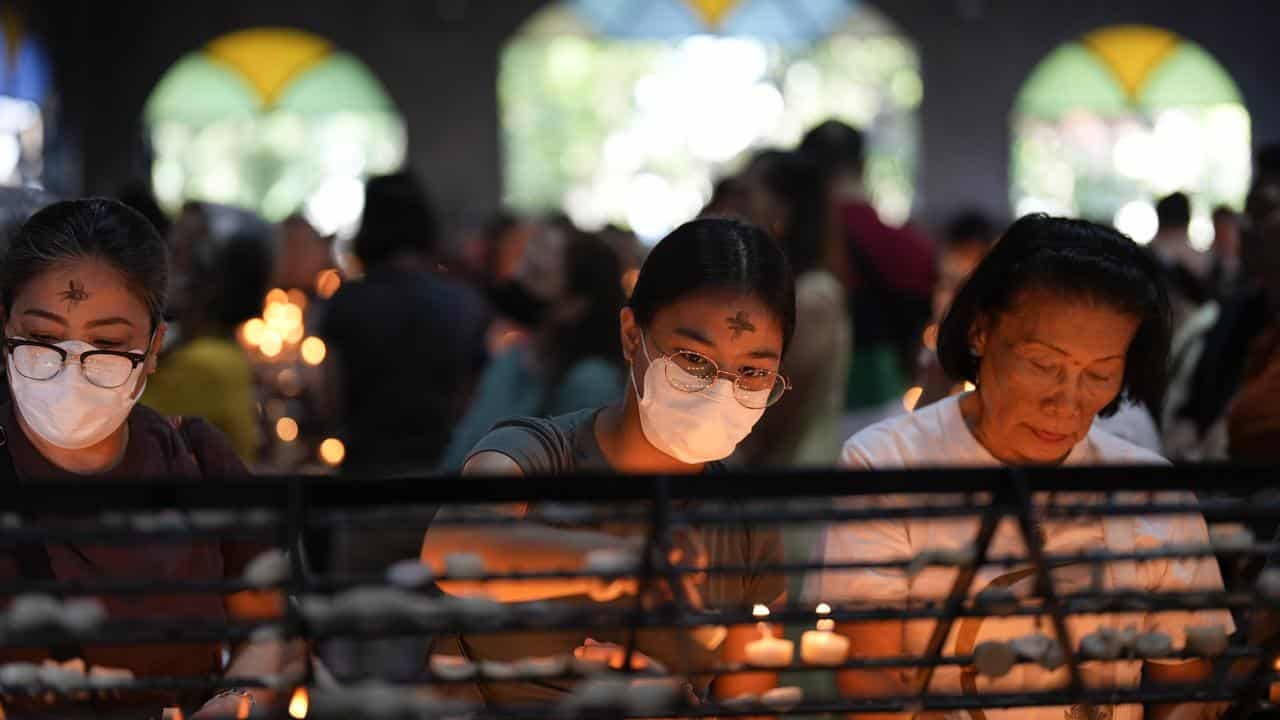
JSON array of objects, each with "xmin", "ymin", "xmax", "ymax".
[
  {"xmin": 3, "ymin": 338, "xmax": 148, "ymax": 389},
  {"xmin": 650, "ymin": 341, "xmax": 791, "ymax": 409}
]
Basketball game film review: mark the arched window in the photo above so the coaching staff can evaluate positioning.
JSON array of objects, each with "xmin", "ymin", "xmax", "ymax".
[
  {"xmin": 1011, "ymin": 25, "xmax": 1251, "ymax": 246},
  {"xmin": 500, "ymin": 0, "xmax": 920, "ymax": 242},
  {"xmin": 144, "ymin": 28, "xmax": 407, "ymax": 237},
  {"xmin": 0, "ymin": 11, "xmax": 53, "ymax": 187}
]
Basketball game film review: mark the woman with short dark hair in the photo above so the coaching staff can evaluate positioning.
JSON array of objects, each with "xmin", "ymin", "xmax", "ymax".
[
  {"xmin": 808, "ymin": 215, "xmax": 1230, "ymax": 720},
  {"xmin": 0, "ymin": 198, "xmax": 296, "ymax": 718}
]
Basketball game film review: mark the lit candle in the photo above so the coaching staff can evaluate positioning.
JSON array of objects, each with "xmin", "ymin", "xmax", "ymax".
[
  {"xmin": 743, "ymin": 604, "xmax": 793, "ymax": 668},
  {"xmin": 800, "ymin": 603, "xmax": 850, "ymax": 666}
]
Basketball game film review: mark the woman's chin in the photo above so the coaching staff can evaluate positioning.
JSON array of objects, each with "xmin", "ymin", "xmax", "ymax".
[{"xmin": 1016, "ymin": 428, "xmax": 1077, "ymax": 463}]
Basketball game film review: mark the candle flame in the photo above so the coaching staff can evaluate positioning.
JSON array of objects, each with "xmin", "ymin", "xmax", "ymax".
[
  {"xmin": 815, "ymin": 602, "xmax": 832, "ymax": 615},
  {"xmin": 1274, "ymin": 656, "xmax": 1280, "ymax": 670},
  {"xmin": 752, "ymin": 604, "xmax": 770, "ymax": 619},
  {"xmin": 964, "ymin": 381, "xmax": 977, "ymax": 392},
  {"xmin": 288, "ymin": 687, "xmax": 309, "ymax": 719}
]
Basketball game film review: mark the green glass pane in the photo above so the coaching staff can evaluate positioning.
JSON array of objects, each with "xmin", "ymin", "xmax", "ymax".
[
  {"xmin": 144, "ymin": 53, "xmax": 259, "ymax": 126},
  {"xmin": 275, "ymin": 52, "xmax": 396, "ymax": 114},
  {"xmin": 1014, "ymin": 43, "xmax": 1129, "ymax": 120},
  {"xmin": 1137, "ymin": 42, "xmax": 1242, "ymax": 111}
]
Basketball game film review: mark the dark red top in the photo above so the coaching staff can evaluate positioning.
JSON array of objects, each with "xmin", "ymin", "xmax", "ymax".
[
  {"xmin": 0, "ymin": 402, "xmax": 258, "ymax": 713},
  {"xmin": 839, "ymin": 200, "xmax": 936, "ymax": 297}
]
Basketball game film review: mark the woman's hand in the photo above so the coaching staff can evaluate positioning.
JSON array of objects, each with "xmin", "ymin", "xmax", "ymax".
[
  {"xmin": 190, "ymin": 690, "xmax": 251, "ymax": 719},
  {"xmin": 574, "ymin": 638, "xmax": 669, "ymax": 673}
]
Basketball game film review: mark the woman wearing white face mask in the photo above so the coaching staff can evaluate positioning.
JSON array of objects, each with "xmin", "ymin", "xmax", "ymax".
[
  {"xmin": 0, "ymin": 199, "xmax": 300, "ymax": 719},
  {"xmin": 420, "ymin": 217, "xmax": 796, "ymax": 707}
]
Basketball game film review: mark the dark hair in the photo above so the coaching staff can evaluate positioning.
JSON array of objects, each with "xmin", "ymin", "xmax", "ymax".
[
  {"xmin": 629, "ymin": 217, "xmax": 796, "ymax": 353},
  {"xmin": 1156, "ymin": 192, "xmax": 1191, "ymax": 230},
  {"xmin": 1211, "ymin": 205, "xmax": 1237, "ymax": 223},
  {"xmin": 1258, "ymin": 144, "xmax": 1280, "ymax": 185},
  {"xmin": 211, "ymin": 232, "xmax": 274, "ymax": 330},
  {"xmin": 543, "ymin": 230, "xmax": 627, "ymax": 391},
  {"xmin": 1, "ymin": 198, "xmax": 169, "ymax": 329},
  {"xmin": 353, "ymin": 171, "xmax": 438, "ymax": 266},
  {"xmin": 747, "ymin": 150, "xmax": 826, "ymax": 275},
  {"xmin": 936, "ymin": 214, "xmax": 1171, "ymax": 417},
  {"xmin": 799, "ymin": 119, "xmax": 865, "ymax": 179},
  {"xmin": 945, "ymin": 210, "xmax": 998, "ymax": 250}
]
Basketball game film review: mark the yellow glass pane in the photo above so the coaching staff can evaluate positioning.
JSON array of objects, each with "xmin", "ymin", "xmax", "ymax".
[
  {"xmin": 685, "ymin": 0, "xmax": 741, "ymax": 28},
  {"xmin": 206, "ymin": 27, "xmax": 332, "ymax": 106},
  {"xmin": 1082, "ymin": 25, "xmax": 1178, "ymax": 100}
]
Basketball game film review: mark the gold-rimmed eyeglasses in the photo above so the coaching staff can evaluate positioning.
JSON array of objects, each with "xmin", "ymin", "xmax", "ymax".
[{"xmin": 650, "ymin": 341, "xmax": 791, "ymax": 410}]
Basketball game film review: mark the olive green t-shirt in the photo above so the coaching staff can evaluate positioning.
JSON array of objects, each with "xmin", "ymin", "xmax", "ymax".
[{"xmin": 451, "ymin": 409, "xmax": 785, "ymax": 705}]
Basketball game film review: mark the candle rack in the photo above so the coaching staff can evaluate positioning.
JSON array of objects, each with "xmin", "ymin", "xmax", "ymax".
[{"xmin": 0, "ymin": 464, "xmax": 1277, "ymax": 719}]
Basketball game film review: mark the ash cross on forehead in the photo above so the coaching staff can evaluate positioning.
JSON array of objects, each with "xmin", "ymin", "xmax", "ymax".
[
  {"xmin": 59, "ymin": 280, "xmax": 89, "ymax": 312},
  {"xmin": 726, "ymin": 311, "xmax": 756, "ymax": 340}
]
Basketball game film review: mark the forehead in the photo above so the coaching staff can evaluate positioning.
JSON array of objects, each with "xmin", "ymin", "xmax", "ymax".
[
  {"xmin": 649, "ymin": 291, "xmax": 784, "ymax": 342},
  {"xmin": 992, "ymin": 289, "xmax": 1139, "ymax": 358},
  {"xmin": 10, "ymin": 258, "xmax": 151, "ymax": 321}
]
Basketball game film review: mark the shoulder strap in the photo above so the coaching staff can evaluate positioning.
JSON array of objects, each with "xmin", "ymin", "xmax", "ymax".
[{"xmin": 0, "ymin": 425, "xmax": 82, "ymax": 661}]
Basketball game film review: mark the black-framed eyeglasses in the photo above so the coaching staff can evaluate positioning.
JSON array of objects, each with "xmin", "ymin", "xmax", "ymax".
[
  {"xmin": 650, "ymin": 340, "xmax": 791, "ymax": 409},
  {"xmin": 3, "ymin": 338, "xmax": 148, "ymax": 390}
]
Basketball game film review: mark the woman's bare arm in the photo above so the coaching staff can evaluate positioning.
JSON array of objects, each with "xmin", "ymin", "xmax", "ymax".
[{"xmin": 422, "ymin": 451, "xmax": 639, "ymax": 601}]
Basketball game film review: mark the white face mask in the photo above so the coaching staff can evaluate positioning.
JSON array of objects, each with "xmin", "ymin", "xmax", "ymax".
[
  {"xmin": 7, "ymin": 340, "xmax": 148, "ymax": 450},
  {"xmin": 631, "ymin": 332, "xmax": 765, "ymax": 464}
]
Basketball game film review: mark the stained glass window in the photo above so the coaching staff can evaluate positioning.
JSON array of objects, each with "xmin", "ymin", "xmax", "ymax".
[
  {"xmin": 144, "ymin": 28, "xmax": 407, "ymax": 237},
  {"xmin": 500, "ymin": 0, "xmax": 920, "ymax": 242},
  {"xmin": 1011, "ymin": 25, "xmax": 1251, "ymax": 247}
]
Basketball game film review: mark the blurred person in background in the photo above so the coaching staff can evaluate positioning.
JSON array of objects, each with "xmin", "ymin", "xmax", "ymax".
[
  {"xmin": 1209, "ymin": 205, "xmax": 1242, "ymax": 299},
  {"xmin": 915, "ymin": 210, "xmax": 997, "ymax": 407},
  {"xmin": 1152, "ymin": 192, "xmax": 1213, "ymax": 336},
  {"xmin": 0, "ymin": 187, "xmax": 59, "ymax": 409},
  {"xmin": 143, "ymin": 203, "xmax": 274, "ymax": 462},
  {"xmin": 1224, "ymin": 176, "xmax": 1280, "ymax": 462},
  {"xmin": 736, "ymin": 149, "xmax": 850, "ymax": 466},
  {"xmin": 317, "ymin": 172, "xmax": 491, "ymax": 680},
  {"xmin": 319, "ymin": 170, "xmax": 490, "ymax": 477},
  {"xmin": 439, "ymin": 227, "xmax": 627, "ymax": 470},
  {"xmin": 275, "ymin": 214, "xmax": 334, "ymax": 295},
  {"xmin": 486, "ymin": 215, "xmax": 577, "ymax": 340},
  {"xmin": 0, "ymin": 199, "xmax": 299, "ymax": 718},
  {"xmin": 1164, "ymin": 146, "xmax": 1280, "ymax": 461},
  {"xmin": 799, "ymin": 120, "xmax": 935, "ymax": 438}
]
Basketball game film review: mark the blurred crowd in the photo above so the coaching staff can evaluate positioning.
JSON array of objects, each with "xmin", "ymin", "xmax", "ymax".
[
  {"xmin": 2, "ymin": 121, "xmax": 1276, "ymax": 480},
  {"xmin": 3, "ymin": 114, "xmax": 1280, "ymax": 718}
]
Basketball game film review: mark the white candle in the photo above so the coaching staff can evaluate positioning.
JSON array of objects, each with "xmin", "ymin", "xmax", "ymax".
[
  {"xmin": 800, "ymin": 604, "xmax": 850, "ymax": 666},
  {"xmin": 743, "ymin": 605, "xmax": 794, "ymax": 668},
  {"xmin": 444, "ymin": 552, "xmax": 487, "ymax": 580},
  {"xmin": 762, "ymin": 686, "xmax": 804, "ymax": 712}
]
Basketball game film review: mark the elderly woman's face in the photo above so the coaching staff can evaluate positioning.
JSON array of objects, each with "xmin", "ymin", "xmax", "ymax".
[{"xmin": 968, "ymin": 288, "xmax": 1139, "ymax": 463}]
